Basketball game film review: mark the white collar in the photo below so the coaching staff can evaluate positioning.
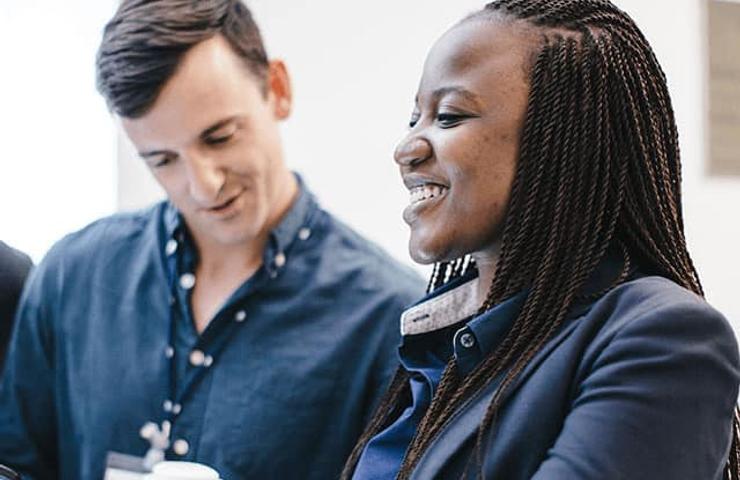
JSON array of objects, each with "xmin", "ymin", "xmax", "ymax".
[{"xmin": 400, "ymin": 278, "xmax": 479, "ymax": 336}]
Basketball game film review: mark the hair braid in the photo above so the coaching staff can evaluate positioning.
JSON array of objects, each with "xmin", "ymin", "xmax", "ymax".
[{"xmin": 342, "ymin": 1, "xmax": 737, "ymax": 478}]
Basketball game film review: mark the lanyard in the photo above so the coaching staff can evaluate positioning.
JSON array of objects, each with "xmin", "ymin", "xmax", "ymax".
[
  {"xmin": 161, "ymin": 234, "xmax": 250, "ymax": 423},
  {"xmin": 141, "ymin": 232, "xmax": 260, "ymax": 464}
]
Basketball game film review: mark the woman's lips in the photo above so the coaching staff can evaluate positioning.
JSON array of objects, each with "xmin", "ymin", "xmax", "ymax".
[
  {"xmin": 409, "ymin": 184, "xmax": 449, "ymax": 205},
  {"xmin": 403, "ymin": 184, "xmax": 449, "ymax": 225}
]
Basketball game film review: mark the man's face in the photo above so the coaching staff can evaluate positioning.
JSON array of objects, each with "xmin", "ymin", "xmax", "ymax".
[{"xmin": 122, "ymin": 35, "xmax": 293, "ymax": 249}]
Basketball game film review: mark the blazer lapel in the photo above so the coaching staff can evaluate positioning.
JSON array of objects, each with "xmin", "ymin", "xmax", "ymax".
[{"xmin": 410, "ymin": 316, "xmax": 583, "ymax": 480}]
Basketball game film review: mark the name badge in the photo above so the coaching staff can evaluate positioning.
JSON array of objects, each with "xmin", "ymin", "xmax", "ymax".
[{"xmin": 103, "ymin": 452, "xmax": 150, "ymax": 480}]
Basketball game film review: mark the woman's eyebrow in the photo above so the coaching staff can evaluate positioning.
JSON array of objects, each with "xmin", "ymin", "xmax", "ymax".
[{"xmin": 432, "ymin": 86, "xmax": 483, "ymax": 106}]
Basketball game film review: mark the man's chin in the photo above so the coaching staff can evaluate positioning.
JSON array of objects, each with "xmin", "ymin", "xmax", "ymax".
[{"xmin": 190, "ymin": 223, "xmax": 262, "ymax": 249}]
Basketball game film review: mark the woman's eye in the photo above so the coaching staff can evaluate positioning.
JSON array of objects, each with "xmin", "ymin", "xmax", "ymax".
[
  {"xmin": 436, "ymin": 113, "xmax": 465, "ymax": 128},
  {"xmin": 408, "ymin": 115, "xmax": 420, "ymax": 128}
]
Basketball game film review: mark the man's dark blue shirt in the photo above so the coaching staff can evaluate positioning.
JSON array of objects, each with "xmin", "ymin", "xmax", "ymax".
[{"xmin": 0, "ymin": 177, "xmax": 424, "ymax": 479}]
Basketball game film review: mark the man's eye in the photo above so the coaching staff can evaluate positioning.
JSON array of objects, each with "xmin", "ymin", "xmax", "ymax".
[
  {"xmin": 148, "ymin": 155, "xmax": 172, "ymax": 168},
  {"xmin": 205, "ymin": 134, "xmax": 233, "ymax": 146},
  {"xmin": 436, "ymin": 113, "xmax": 465, "ymax": 128}
]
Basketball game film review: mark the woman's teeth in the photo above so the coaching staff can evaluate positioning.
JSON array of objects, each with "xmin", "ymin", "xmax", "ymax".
[{"xmin": 410, "ymin": 185, "xmax": 448, "ymax": 204}]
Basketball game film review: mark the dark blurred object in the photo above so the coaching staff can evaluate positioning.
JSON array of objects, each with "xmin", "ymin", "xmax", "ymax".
[
  {"xmin": 0, "ymin": 464, "xmax": 20, "ymax": 480},
  {"xmin": 0, "ymin": 241, "xmax": 32, "ymax": 371}
]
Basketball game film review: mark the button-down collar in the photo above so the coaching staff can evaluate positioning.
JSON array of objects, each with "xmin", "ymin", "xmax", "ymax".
[
  {"xmin": 399, "ymin": 245, "xmax": 631, "ymax": 376},
  {"xmin": 162, "ymin": 173, "xmax": 316, "ymax": 282}
]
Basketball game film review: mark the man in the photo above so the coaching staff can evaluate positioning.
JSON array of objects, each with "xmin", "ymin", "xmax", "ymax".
[
  {"xmin": 0, "ymin": 1, "xmax": 423, "ymax": 479},
  {"xmin": 0, "ymin": 241, "xmax": 32, "ymax": 372}
]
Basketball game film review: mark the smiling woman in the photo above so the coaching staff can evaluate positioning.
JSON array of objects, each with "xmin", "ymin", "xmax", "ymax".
[{"xmin": 342, "ymin": 1, "xmax": 740, "ymax": 479}]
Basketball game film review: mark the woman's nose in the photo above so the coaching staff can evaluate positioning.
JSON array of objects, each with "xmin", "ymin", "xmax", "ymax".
[{"xmin": 394, "ymin": 135, "xmax": 432, "ymax": 167}]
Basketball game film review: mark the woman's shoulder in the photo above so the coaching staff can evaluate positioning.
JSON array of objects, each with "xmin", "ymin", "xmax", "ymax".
[
  {"xmin": 579, "ymin": 274, "xmax": 738, "ymax": 373},
  {"xmin": 593, "ymin": 275, "xmax": 730, "ymax": 333}
]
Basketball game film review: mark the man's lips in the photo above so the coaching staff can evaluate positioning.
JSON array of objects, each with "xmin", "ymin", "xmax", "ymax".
[
  {"xmin": 209, "ymin": 196, "xmax": 237, "ymax": 211},
  {"xmin": 201, "ymin": 191, "xmax": 242, "ymax": 212}
]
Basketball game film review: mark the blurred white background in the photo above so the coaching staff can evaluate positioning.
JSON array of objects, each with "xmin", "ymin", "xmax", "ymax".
[{"xmin": 1, "ymin": 0, "xmax": 739, "ymax": 329}]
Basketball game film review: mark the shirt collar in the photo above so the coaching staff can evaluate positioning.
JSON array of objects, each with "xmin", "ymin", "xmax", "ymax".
[
  {"xmin": 162, "ymin": 172, "xmax": 317, "ymax": 273},
  {"xmin": 269, "ymin": 173, "xmax": 315, "ymax": 257},
  {"xmin": 400, "ymin": 274, "xmax": 480, "ymax": 337},
  {"xmin": 400, "ymin": 243, "xmax": 631, "ymax": 338}
]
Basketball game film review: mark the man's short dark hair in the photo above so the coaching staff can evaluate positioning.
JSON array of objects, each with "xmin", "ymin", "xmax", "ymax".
[{"xmin": 96, "ymin": 0, "xmax": 269, "ymax": 118}]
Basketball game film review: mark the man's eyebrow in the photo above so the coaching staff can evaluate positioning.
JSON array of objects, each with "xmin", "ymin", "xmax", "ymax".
[
  {"xmin": 138, "ymin": 116, "xmax": 241, "ymax": 157},
  {"xmin": 201, "ymin": 116, "xmax": 239, "ymax": 138},
  {"xmin": 139, "ymin": 148, "xmax": 170, "ymax": 159}
]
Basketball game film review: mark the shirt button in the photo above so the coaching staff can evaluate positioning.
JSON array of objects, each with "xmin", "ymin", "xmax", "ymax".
[
  {"xmin": 165, "ymin": 346, "xmax": 174, "ymax": 359},
  {"xmin": 163, "ymin": 399, "xmax": 173, "ymax": 412},
  {"xmin": 203, "ymin": 355, "xmax": 214, "ymax": 368},
  {"xmin": 298, "ymin": 227, "xmax": 312, "ymax": 241},
  {"xmin": 235, "ymin": 310, "xmax": 247, "ymax": 323},
  {"xmin": 165, "ymin": 239, "xmax": 178, "ymax": 256},
  {"xmin": 274, "ymin": 252, "xmax": 286, "ymax": 268},
  {"xmin": 172, "ymin": 438, "xmax": 189, "ymax": 456},
  {"xmin": 139, "ymin": 422, "xmax": 158, "ymax": 440},
  {"xmin": 171, "ymin": 403, "xmax": 182, "ymax": 415},
  {"xmin": 460, "ymin": 332, "xmax": 476, "ymax": 349},
  {"xmin": 189, "ymin": 349, "xmax": 205, "ymax": 366},
  {"xmin": 179, "ymin": 273, "xmax": 196, "ymax": 290}
]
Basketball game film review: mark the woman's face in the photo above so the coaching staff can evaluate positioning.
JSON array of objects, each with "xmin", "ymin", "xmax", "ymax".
[{"xmin": 395, "ymin": 17, "xmax": 533, "ymax": 265}]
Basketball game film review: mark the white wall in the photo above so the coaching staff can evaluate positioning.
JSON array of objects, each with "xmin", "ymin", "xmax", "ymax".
[
  {"xmin": 0, "ymin": 0, "xmax": 118, "ymax": 262},
  {"xmin": 92, "ymin": 0, "xmax": 740, "ymax": 331},
  {"xmin": 613, "ymin": 0, "xmax": 740, "ymax": 326},
  {"xmin": 116, "ymin": 1, "xmax": 496, "ymax": 280}
]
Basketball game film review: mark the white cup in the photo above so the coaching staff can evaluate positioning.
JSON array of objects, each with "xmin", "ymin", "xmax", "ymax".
[{"xmin": 144, "ymin": 461, "xmax": 221, "ymax": 480}]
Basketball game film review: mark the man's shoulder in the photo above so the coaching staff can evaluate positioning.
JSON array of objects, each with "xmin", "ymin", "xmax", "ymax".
[
  {"xmin": 315, "ymin": 210, "xmax": 425, "ymax": 300},
  {"xmin": 42, "ymin": 202, "xmax": 167, "ymax": 269}
]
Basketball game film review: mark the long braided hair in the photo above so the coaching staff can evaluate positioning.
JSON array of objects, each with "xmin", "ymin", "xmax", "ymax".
[{"xmin": 341, "ymin": 1, "xmax": 740, "ymax": 479}]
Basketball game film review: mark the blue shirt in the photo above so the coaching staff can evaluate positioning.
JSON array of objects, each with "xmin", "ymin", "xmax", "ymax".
[
  {"xmin": 353, "ymin": 251, "xmax": 740, "ymax": 480},
  {"xmin": 0, "ymin": 177, "xmax": 425, "ymax": 480}
]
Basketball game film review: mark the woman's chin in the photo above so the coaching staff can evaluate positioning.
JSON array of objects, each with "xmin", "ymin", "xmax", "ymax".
[{"xmin": 408, "ymin": 236, "xmax": 453, "ymax": 265}]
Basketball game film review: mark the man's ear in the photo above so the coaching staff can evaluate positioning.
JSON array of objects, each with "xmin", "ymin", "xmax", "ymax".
[{"xmin": 266, "ymin": 59, "xmax": 292, "ymax": 120}]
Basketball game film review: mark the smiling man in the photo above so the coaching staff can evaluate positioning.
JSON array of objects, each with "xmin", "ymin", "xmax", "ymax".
[{"xmin": 0, "ymin": 1, "xmax": 423, "ymax": 479}]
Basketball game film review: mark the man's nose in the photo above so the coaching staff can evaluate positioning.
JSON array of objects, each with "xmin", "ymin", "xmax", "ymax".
[{"xmin": 184, "ymin": 154, "xmax": 225, "ymax": 205}]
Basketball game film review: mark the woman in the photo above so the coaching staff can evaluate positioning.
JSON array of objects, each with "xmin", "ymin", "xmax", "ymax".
[{"xmin": 342, "ymin": 1, "xmax": 740, "ymax": 479}]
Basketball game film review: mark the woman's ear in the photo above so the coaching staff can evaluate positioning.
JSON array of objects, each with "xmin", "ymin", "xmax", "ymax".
[{"xmin": 266, "ymin": 59, "xmax": 292, "ymax": 120}]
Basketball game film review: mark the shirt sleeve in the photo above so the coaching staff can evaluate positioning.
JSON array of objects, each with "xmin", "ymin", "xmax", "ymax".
[
  {"xmin": 531, "ymin": 299, "xmax": 740, "ymax": 480},
  {"xmin": 0, "ymin": 254, "xmax": 61, "ymax": 479}
]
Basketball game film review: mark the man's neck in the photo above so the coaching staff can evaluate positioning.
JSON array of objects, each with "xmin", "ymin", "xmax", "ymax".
[
  {"xmin": 189, "ymin": 171, "xmax": 299, "ymax": 332},
  {"xmin": 194, "ymin": 170, "xmax": 298, "ymax": 272}
]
